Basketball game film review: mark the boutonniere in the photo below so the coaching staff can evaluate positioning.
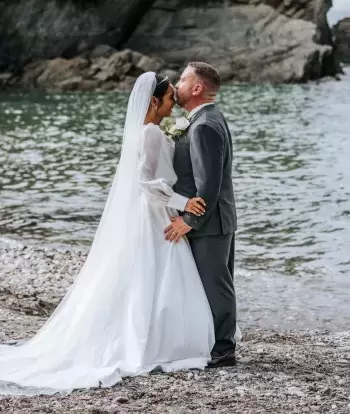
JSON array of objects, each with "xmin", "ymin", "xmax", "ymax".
[{"xmin": 160, "ymin": 113, "xmax": 190, "ymax": 141}]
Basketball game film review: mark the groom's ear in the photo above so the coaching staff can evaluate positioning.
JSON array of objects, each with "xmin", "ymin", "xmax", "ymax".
[{"xmin": 192, "ymin": 83, "xmax": 203, "ymax": 96}]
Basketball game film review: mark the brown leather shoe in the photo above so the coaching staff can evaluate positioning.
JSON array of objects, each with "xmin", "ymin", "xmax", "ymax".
[{"xmin": 207, "ymin": 350, "xmax": 236, "ymax": 368}]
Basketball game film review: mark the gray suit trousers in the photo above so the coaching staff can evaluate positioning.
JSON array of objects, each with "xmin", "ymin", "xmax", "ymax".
[{"xmin": 189, "ymin": 233, "xmax": 236, "ymax": 354}]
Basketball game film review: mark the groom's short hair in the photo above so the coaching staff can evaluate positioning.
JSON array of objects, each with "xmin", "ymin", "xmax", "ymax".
[{"xmin": 188, "ymin": 62, "xmax": 221, "ymax": 91}]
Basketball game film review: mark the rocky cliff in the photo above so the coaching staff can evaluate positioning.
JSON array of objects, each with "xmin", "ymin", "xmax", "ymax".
[
  {"xmin": 0, "ymin": 0, "xmax": 342, "ymax": 88},
  {"xmin": 0, "ymin": 0, "xmax": 154, "ymax": 71},
  {"xmin": 127, "ymin": 0, "xmax": 339, "ymax": 83},
  {"xmin": 333, "ymin": 18, "xmax": 350, "ymax": 64}
]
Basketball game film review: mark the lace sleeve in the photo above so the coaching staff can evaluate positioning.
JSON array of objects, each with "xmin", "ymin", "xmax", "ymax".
[{"xmin": 138, "ymin": 125, "xmax": 189, "ymax": 210}]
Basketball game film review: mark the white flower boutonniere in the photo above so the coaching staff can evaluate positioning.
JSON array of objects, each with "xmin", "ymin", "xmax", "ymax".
[{"xmin": 160, "ymin": 116, "xmax": 190, "ymax": 141}]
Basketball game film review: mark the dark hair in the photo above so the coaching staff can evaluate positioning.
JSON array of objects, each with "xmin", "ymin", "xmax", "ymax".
[
  {"xmin": 188, "ymin": 62, "xmax": 221, "ymax": 91},
  {"xmin": 153, "ymin": 75, "xmax": 170, "ymax": 101}
]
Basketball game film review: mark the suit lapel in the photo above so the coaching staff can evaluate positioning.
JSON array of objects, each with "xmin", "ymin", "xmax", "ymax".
[{"xmin": 176, "ymin": 105, "xmax": 216, "ymax": 146}]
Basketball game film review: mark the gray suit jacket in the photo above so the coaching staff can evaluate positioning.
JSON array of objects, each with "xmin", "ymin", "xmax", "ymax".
[{"xmin": 173, "ymin": 104, "xmax": 237, "ymax": 238}]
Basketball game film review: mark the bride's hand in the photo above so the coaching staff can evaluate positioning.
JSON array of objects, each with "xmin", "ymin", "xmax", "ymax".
[{"xmin": 185, "ymin": 197, "xmax": 206, "ymax": 216}]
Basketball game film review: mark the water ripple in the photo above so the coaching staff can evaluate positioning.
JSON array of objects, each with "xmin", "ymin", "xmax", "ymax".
[{"xmin": 1, "ymin": 70, "xmax": 350, "ymax": 330}]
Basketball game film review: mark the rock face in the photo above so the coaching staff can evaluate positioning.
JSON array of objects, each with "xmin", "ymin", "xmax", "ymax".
[
  {"xmin": 333, "ymin": 18, "xmax": 350, "ymax": 63},
  {"xmin": 0, "ymin": 0, "xmax": 155, "ymax": 71},
  {"xmin": 127, "ymin": 0, "xmax": 339, "ymax": 83},
  {"xmin": 0, "ymin": 0, "xmax": 341, "ymax": 86}
]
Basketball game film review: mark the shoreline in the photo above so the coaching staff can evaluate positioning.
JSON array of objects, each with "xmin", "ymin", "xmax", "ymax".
[
  {"xmin": 0, "ymin": 245, "xmax": 349, "ymax": 412},
  {"xmin": 0, "ymin": 70, "xmax": 346, "ymax": 95}
]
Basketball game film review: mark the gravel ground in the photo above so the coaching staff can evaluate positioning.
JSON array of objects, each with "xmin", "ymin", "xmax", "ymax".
[{"xmin": 0, "ymin": 245, "xmax": 350, "ymax": 413}]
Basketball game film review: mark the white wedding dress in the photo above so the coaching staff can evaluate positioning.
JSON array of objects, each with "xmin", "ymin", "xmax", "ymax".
[{"xmin": 0, "ymin": 73, "xmax": 215, "ymax": 396}]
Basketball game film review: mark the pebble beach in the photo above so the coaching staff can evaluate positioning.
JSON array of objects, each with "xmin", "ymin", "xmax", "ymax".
[{"xmin": 0, "ymin": 245, "xmax": 349, "ymax": 413}]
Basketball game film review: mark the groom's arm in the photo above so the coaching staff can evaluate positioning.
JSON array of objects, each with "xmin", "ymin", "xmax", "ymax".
[{"xmin": 182, "ymin": 124, "xmax": 224, "ymax": 230}]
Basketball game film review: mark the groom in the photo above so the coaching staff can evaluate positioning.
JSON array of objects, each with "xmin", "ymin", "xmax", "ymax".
[{"xmin": 165, "ymin": 62, "xmax": 238, "ymax": 367}]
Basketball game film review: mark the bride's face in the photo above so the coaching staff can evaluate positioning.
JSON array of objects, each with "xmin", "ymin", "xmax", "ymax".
[{"xmin": 156, "ymin": 84, "xmax": 176, "ymax": 118}]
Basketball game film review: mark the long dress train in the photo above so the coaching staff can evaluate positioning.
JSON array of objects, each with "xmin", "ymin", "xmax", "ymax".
[{"xmin": 0, "ymin": 123, "xmax": 215, "ymax": 396}]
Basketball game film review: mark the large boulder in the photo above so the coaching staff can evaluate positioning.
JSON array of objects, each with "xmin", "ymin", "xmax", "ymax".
[
  {"xmin": 8, "ymin": 49, "xmax": 168, "ymax": 92},
  {"xmin": 333, "ymin": 18, "xmax": 350, "ymax": 63},
  {"xmin": 126, "ymin": 0, "xmax": 340, "ymax": 83}
]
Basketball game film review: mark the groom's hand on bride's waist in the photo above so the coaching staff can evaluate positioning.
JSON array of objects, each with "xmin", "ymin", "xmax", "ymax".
[{"xmin": 164, "ymin": 217, "xmax": 192, "ymax": 243}]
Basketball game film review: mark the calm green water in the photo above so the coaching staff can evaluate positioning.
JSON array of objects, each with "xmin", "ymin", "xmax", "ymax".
[{"xmin": 1, "ymin": 70, "xmax": 350, "ymax": 330}]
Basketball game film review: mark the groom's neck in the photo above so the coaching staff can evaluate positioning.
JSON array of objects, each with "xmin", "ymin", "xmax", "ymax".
[{"xmin": 183, "ymin": 95, "xmax": 216, "ymax": 113}]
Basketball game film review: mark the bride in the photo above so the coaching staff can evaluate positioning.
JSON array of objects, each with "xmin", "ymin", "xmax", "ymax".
[{"xmin": 0, "ymin": 72, "xmax": 216, "ymax": 395}]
